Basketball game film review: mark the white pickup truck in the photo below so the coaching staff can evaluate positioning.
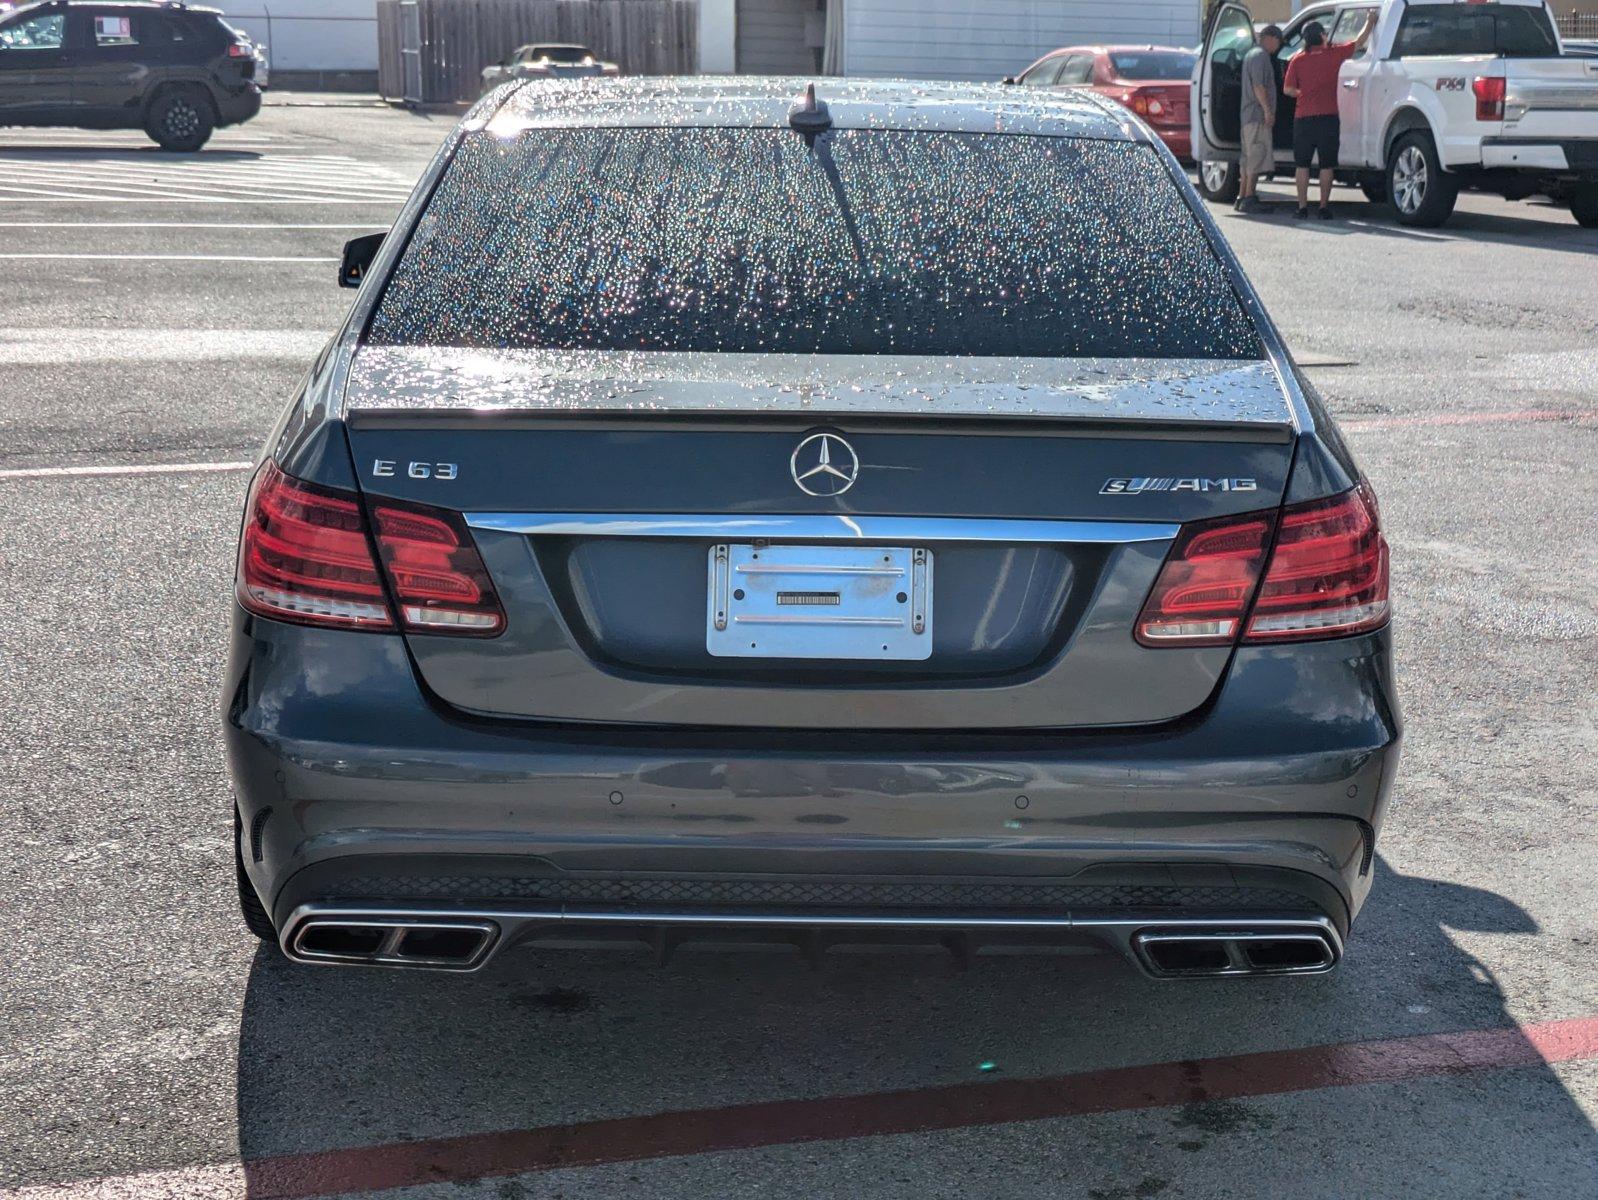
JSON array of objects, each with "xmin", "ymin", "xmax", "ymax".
[{"xmin": 1193, "ymin": 0, "xmax": 1598, "ymax": 226}]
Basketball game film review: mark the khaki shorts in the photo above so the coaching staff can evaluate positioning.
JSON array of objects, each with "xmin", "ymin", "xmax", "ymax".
[{"xmin": 1241, "ymin": 120, "xmax": 1273, "ymax": 177}]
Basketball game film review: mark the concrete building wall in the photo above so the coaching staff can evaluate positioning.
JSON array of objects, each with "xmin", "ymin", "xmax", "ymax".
[
  {"xmin": 841, "ymin": 0, "xmax": 1200, "ymax": 81},
  {"xmin": 701, "ymin": 0, "xmax": 739, "ymax": 70},
  {"xmin": 209, "ymin": 0, "xmax": 379, "ymax": 74}
]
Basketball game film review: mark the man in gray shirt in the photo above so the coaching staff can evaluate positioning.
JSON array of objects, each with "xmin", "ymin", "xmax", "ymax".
[{"xmin": 1237, "ymin": 24, "xmax": 1282, "ymax": 214}]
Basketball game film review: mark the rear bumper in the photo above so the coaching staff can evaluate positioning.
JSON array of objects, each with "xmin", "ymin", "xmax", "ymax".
[
  {"xmin": 1476, "ymin": 138, "xmax": 1598, "ymax": 177},
  {"xmin": 1153, "ymin": 126, "xmax": 1192, "ymax": 163},
  {"xmin": 224, "ymin": 616, "xmax": 1401, "ymax": 961},
  {"xmin": 215, "ymin": 83, "xmax": 262, "ymax": 126}
]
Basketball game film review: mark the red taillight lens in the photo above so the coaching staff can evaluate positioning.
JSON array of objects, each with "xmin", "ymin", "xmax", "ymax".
[
  {"xmin": 1134, "ymin": 510, "xmax": 1275, "ymax": 647},
  {"xmin": 370, "ymin": 500, "xmax": 505, "ymax": 635},
  {"xmin": 236, "ymin": 462, "xmax": 505, "ymax": 636},
  {"xmin": 1135, "ymin": 482, "xmax": 1391, "ymax": 649},
  {"xmin": 237, "ymin": 462, "xmax": 394, "ymax": 630},
  {"xmin": 1473, "ymin": 75, "xmax": 1506, "ymax": 121},
  {"xmin": 1244, "ymin": 482, "xmax": 1389, "ymax": 642},
  {"xmin": 228, "ymin": 42, "xmax": 253, "ymax": 58}
]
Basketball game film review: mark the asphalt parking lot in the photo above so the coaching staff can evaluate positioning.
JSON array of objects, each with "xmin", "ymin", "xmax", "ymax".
[{"xmin": 1, "ymin": 99, "xmax": 1595, "ymax": 1200}]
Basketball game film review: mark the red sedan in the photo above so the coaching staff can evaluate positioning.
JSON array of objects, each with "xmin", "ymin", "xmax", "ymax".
[{"xmin": 1008, "ymin": 45, "xmax": 1196, "ymax": 163}]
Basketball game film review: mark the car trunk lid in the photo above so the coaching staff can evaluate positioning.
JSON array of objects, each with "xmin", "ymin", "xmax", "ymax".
[{"xmin": 345, "ymin": 346, "xmax": 1296, "ymax": 730}]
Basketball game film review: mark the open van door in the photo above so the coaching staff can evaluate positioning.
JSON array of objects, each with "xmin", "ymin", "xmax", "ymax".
[{"xmin": 1193, "ymin": 2, "xmax": 1255, "ymax": 202}]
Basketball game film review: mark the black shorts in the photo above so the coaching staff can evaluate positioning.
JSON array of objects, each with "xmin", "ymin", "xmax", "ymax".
[{"xmin": 1293, "ymin": 114, "xmax": 1340, "ymax": 170}]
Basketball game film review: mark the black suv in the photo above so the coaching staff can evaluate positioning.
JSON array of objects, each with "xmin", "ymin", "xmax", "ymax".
[{"xmin": 0, "ymin": 0, "xmax": 261, "ymax": 150}]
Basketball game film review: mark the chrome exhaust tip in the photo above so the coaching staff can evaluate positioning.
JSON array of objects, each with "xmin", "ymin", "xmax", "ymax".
[
  {"xmin": 1132, "ymin": 926, "xmax": 1339, "ymax": 978},
  {"xmin": 286, "ymin": 918, "xmax": 499, "ymax": 970}
]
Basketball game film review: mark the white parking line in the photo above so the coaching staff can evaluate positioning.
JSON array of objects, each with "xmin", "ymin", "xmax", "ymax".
[
  {"xmin": 0, "ymin": 1161, "xmax": 246, "ymax": 1199},
  {"xmin": 0, "ymin": 253, "xmax": 334, "ymax": 262},
  {"xmin": 4, "ymin": 197, "xmax": 409, "ymax": 204},
  {"xmin": 0, "ymin": 152, "xmax": 415, "ymax": 204},
  {"xmin": 2, "ymin": 328, "xmax": 328, "ymax": 362},
  {"xmin": 0, "ymin": 461, "xmax": 252, "ymax": 481},
  {"xmin": 0, "ymin": 222, "xmax": 381, "ymax": 229}
]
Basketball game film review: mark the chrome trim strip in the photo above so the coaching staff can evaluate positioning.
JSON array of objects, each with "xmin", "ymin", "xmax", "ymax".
[
  {"xmin": 281, "ymin": 904, "xmax": 1340, "ymax": 977},
  {"xmin": 464, "ymin": 513, "xmax": 1180, "ymax": 544}
]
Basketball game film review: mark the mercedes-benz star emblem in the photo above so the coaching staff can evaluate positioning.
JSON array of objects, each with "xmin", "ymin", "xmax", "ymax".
[{"xmin": 790, "ymin": 432, "xmax": 859, "ymax": 496}]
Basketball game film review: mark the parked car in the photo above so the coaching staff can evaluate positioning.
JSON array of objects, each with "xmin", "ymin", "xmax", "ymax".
[
  {"xmin": 1194, "ymin": 0, "xmax": 1598, "ymax": 226},
  {"xmin": 0, "ymin": 0, "xmax": 261, "ymax": 150},
  {"xmin": 248, "ymin": 37, "xmax": 267, "ymax": 89},
  {"xmin": 1008, "ymin": 44, "xmax": 1196, "ymax": 161},
  {"xmin": 480, "ymin": 42, "xmax": 617, "ymax": 93},
  {"xmin": 228, "ymin": 77, "xmax": 1399, "ymax": 981}
]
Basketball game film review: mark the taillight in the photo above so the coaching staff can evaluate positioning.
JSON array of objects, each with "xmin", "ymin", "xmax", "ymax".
[
  {"xmin": 1136, "ymin": 481, "xmax": 1391, "ymax": 648},
  {"xmin": 236, "ymin": 462, "xmax": 505, "ymax": 636},
  {"xmin": 1244, "ymin": 482, "xmax": 1389, "ymax": 642},
  {"xmin": 237, "ymin": 462, "xmax": 393, "ymax": 630},
  {"xmin": 1116, "ymin": 87, "xmax": 1175, "ymax": 120},
  {"xmin": 1472, "ymin": 75, "xmax": 1506, "ymax": 121},
  {"xmin": 369, "ymin": 500, "xmax": 505, "ymax": 634},
  {"xmin": 227, "ymin": 42, "xmax": 253, "ymax": 58},
  {"xmin": 1134, "ymin": 511, "xmax": 1275, "ymax": 646}
]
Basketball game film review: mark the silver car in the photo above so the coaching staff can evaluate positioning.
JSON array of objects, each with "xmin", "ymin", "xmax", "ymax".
[{"xmin": 480, "ymin": 43, "xmax": 618, "ymax": 93}]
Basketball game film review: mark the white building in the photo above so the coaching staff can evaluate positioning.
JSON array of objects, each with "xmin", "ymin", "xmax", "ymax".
[
  {"xmin": 699, "ymin": 0, "xmax": 1201, "ymax": 78},
  {"xmin": 208, "ymin": 0, "xmax": 380, "ymax": 86}
]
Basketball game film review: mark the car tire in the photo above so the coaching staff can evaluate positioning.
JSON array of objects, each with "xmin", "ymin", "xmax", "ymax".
[
  {"xmin": 145, "ymin": 87, "xmax": 216, "ymax": 153},
  {"xmin": 1571, "ymin": 184, "xmax": 1598, "ymax": 228},
  {"xmin": 235, "ymin": 810, "xmax": 277, "ymax": 942},
  {"xmin": 1196, "ymin": 160, "xmax": 1240, "ymax": 204},
  {"xmin": 1387, "ymin": 131, "xmax": 1457, "ymax": 228}
]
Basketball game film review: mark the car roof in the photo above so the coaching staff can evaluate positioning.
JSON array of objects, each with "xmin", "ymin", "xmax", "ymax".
[{"xmin": 482, "ymin": 76, "xmax": 1140, "ymax": 141}]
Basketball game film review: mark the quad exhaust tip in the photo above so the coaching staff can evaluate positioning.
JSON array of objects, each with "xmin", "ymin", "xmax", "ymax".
[
  {"xmin": 1132, "ymin": 927, "xmax": 1338, "ymax": 978},
  {"xmin": 289, "ymin": 918, "xmax": 498, "ymax": 969},
  {"xmin": 282, "ymin": 909, "xmax": 1340, "ymax": 978}
]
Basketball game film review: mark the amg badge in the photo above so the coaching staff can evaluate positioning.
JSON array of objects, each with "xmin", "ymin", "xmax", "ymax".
[{"xmin": 1101, "ymin": 477, "xmax": 1258, "ymax": 495}]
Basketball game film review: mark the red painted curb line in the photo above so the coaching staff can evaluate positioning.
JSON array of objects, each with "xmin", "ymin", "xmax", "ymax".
[{"xmin": 241, "ymin": 1015, "xmax": 1598, "ymax": 1198}]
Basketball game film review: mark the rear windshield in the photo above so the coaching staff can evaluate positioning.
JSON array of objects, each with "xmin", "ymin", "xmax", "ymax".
[
  {"xmin": 1108, "ymin": 51, "xmax": 1196, "ymax": 80},
  {"xmin": 1394, "ymin": 4, "xmax": 1560, "ymax": 57},
  {"xmin": 368, "ymin": 129, "xmax": 1261, "ymax": 360},
  {"xmin": 530, "ymin": 46, "xmax": 591, "ymax": 62}
]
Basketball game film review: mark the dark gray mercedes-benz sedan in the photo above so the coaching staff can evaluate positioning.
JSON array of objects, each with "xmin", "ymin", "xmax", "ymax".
[{"xmin": 224, "ymin": 78, "xmax": 1400, "ymax": 979}]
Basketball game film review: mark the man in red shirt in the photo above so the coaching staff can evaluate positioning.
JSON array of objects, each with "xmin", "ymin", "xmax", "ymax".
[{"xmin": 1283, "ymin": 14, "xmax": 1375, "ymax": 219}]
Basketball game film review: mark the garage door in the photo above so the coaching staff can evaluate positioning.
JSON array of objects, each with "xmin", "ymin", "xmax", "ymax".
[
  {"xmin": 842, "ymin": 0, "xmax": 1200, "ymax": 80},
  {"xmin": 737, "ymin": 0, "xmax": 822, "ymax": 74}
]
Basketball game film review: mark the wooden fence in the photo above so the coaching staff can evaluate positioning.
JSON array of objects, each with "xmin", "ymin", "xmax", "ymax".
[{"xmin": 377, "ymin": 0, "xmax": 699, "ymax": 105}]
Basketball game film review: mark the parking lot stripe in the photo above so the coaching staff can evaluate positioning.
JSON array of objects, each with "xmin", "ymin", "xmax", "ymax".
[
  {"xmin": 0, "ymin": 461, "xmax": 252, "ymax": 481},
  {"xmin": 0, "ymin": 254, "xmax": 334, "ymax": 263},
  {"xmin": 0, "ymin": 223, "xmax": 382, "ymax": 230},
  {"xmin": 159, "ymin": 1013, "xmax": 1598, "ymax": 1199},
  {"xmin": 8, "ymin": 1020, "xmax": 1592, "ymax": 1200},
  {"xmin": 1341, "ymin": 408, "xmax": 1585, "ymax": 432},
  {"xmin": 0, "ymin": 154, "xmax": 415, "ymax": 204}
]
